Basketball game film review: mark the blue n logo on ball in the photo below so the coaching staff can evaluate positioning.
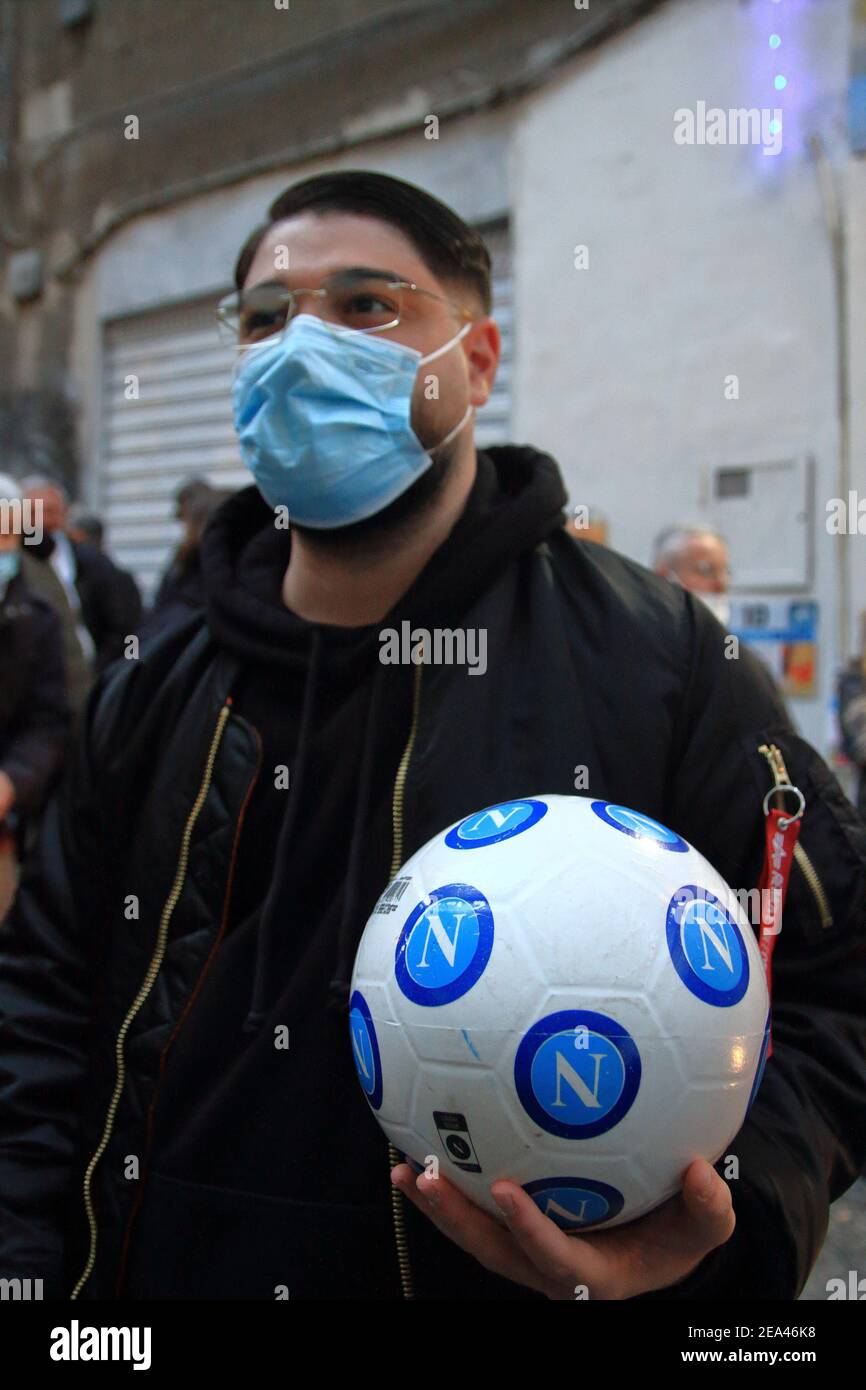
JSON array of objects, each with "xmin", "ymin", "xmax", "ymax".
[
  {"xmin": 523, "ymin": 1177, "xmax": 625, "ymax": 1230},
  {"xmin": 666, "ymin": 886, "xmax": 750, "ymax": 1006},
  {"xmin": 514, "ymin": 1010, "xmax": 641, "ymax": 1139},
  {"xmin": 395, "ymin": 884, "xmax": 494, "ymax": 1006},
  {"xmin": 444, "ymin": 798, "xmax": 547, "ymax": 849},
  {"xmin": 591, "ymin": 801, "xmax": 688, "ymax": 852},
  {"xmin": 349, "ymin": 990, "xmax": 383, "ymax": 1110}
]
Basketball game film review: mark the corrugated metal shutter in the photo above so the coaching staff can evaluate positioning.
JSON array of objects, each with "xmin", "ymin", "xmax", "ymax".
[
  {"xmin": 99, "ymin": 223, "xmax": 512, "ymax": 600},
  {"xmin": 99, "ymin": 296, "xmax": 246, "ymax": 601}
]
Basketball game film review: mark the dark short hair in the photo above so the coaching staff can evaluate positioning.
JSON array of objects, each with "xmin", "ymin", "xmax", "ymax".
[
  {"xmin": 69, "ymin": 512, "xmax": 104, "ymax": 546},
  {"xmin": 233, "ymin": 170, "xmax": 492, "ymax": 313},
  {"xmin": 175, "ymin": 476, "xmax": 215, "ymax": 507}
]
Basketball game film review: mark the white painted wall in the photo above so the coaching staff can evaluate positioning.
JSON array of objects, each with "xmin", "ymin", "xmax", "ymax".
[
  {"xmin": 509, "ymin": 0, "xmax": 856, "ymax": 753},
  {"xmin": 847, "ymin": 154, "xmax": 866, "ymax": 661}
]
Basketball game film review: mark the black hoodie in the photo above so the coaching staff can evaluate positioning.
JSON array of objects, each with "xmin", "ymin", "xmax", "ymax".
[
  {"xmin": 3, "ymin": 444, "xmax": 865, "ymax": 1304},
  {"xmin": 121, "ymin": 446, "xmax": 568, "ymax": 1300}
]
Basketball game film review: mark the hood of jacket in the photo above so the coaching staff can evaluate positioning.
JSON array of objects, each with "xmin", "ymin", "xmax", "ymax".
[
  {"xmin": 199, "ymin": 445, "xmax": 568, "ymax": 1029},
  {"xmin": 201, "ymin": 444, "xmax": 568, "ymax": 676}
]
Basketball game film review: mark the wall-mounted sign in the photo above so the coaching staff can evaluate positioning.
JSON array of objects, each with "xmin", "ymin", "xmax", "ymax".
[{"xmin": 730, "ymin": 599, "xmax": 819, "ymax": 699}]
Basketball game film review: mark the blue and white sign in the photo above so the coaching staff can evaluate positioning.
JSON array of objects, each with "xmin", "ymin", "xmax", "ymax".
[
  {"xmin": 666, "ymin": 886, "xmax": 750, "ymax": 1007},
  {"xmin": 349, "ymin": 990, "xmax": 383, "ymax": 1110},
  {"xmin": 514, "ymin": 1009, "xmax": 641, "ymax": 1140},
  {"xmin": 591, "ymin": 801, "xmax": 688, "ymax": 853},
  {"xmin": 395, "ymin": 883, "xmax": 494, "ymax": 1006},
  {"xmin": 444, "ymin": 799, "xmax": 547, "ymax": 849},
  {"xmin": 730, "ymin": 599, "xmax": 818, "ymax": 645},
  {"xmin": 523, "ymin": 1177, "xmax": 625, "ymax": 1231}
]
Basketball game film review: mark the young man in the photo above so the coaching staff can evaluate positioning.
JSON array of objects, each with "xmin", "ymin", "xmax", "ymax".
[{"xmin": 0, "ymin": 172, "xmax": 864, "ymax": 1302}]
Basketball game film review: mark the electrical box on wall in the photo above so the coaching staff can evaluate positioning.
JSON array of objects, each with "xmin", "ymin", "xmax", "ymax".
[{"xmin": 705, "ymin": 454, "xmax": 813, "ymax": 591}]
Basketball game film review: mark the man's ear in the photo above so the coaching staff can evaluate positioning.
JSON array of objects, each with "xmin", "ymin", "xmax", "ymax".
[{"xmin": 465, "ymin": 317, "xmax": 500, "ymax": 409}]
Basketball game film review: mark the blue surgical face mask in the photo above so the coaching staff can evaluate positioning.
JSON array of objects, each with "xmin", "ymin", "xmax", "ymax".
[
  {"xmin": 0, "ymin": 550, "xmax": 20, "ymax": 594},
  {"xmin": 231, "ymin": 312, "xmax": 473, "ymax": 528}
]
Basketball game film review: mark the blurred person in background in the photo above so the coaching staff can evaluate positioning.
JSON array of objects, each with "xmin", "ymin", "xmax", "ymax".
[
  {"xmin": 22, "ymin": 476, "xmax": 142, "ymax": 671},
  {"xmin": 652, "ymin": 523, "xmax": 731, "ymax": 626},
  {"xmin": 147, "ymin": 477, "xmax": 221, "ymax": 633},
  {"xmin": 837, "ymin": 614, "xmax": 866, "ymax": 816},
  {"xmin": 0, "ymin": 474, "xmax": 69, "ymax": 917},
  {"xmin": 67, "ymin": 510, "xmax": 105, "ymax": 551},
  {"xmin": 19, "ymin": 548, "xmax": 93, "ymax": 720}
]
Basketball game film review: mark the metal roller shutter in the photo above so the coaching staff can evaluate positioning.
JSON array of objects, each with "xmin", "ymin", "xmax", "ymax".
[
  {"xmin": 99, "ymin": 222, "xmax": 513, "ymax": 600},
  {"xmin": 99, "ymin": 297, "xmax": 246, "ymax": 601}
]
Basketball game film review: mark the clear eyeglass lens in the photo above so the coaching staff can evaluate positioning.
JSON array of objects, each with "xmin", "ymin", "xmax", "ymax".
[
  {"xmin": 325, "ymin": 278, "xmax": 404, "ymax": 333},
  {"xmin": 220, "ymin": 277, "xmax": 409, "ymax": 345},
  {"xmin": 235, "ymin": 283, "xmax": 293, "ymax": 345}
]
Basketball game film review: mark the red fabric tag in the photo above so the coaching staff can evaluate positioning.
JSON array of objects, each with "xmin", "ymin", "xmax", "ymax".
[{"xmin": 755, "ymin": 807, "xmax": 800, "ymax": 1057}]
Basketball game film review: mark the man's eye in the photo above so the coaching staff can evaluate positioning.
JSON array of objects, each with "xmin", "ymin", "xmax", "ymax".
[
  {"xmin": 345, "ymin": 294, "xmax": 396, "ymax": 317},
  {"xmin": 242, "ymin": 310, "xmax": 283, "ymax": 335}
]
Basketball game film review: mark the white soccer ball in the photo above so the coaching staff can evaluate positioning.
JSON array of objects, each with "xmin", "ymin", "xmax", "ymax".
[{"xmin": 350, "ymin": 795, "xmax": 769, "ymax": 1232}]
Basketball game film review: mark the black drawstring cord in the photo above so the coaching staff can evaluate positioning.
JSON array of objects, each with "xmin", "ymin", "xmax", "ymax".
[
  {"xmin": 242, "ymin": 627, "xmax": 324, "ymax": 1034},
  {"xmin": 326, "ymin": 657, "xmax": 388, "ymax": 1016}
]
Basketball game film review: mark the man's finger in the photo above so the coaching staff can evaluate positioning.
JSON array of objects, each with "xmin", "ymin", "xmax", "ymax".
[
  {"xmin": 615, "ymin": 1160, "xmax": 736, "ymax": 1298},
  {"xmin": 390, "ymin": 1165, "xmax": 550, "ymax": 1295},
  {"xmin": 489, "ymin": 1179, "xmax": 613, "ymax": 1297},
  {"xmin": 678, "ymin": 1159, "xmax": 736, "ymax": 1253}
]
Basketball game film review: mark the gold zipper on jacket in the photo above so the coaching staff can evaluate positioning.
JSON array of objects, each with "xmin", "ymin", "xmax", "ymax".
[
  {"xmin": 758, "ymin": 742, "xmax": 833, "ymax": 930},
  {"xmin": 387, "ymin": 661, "xmax": 423, "ymax": 1302},
  {"xmin": 70, "ymin": 701, "xmax": 233, "ymax": 1301}
]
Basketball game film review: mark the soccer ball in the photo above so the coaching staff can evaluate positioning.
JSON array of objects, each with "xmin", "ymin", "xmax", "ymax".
[{"xmin": 349, "ymin": 795, "xmax": 769, "ymax": 1232}]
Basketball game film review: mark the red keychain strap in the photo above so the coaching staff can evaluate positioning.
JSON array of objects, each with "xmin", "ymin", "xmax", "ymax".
[{"xmin": 755, "ymin": 786, "xmax": 804, "ymax": 1057}]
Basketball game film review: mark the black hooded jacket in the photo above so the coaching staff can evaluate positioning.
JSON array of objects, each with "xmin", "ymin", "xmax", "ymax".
[{"xmin": 1, "ymin": 446, "xmax": 864, "ymax": 1301}]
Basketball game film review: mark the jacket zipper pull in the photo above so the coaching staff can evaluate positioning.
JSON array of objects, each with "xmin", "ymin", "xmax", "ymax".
[{"xmin": 757, "ymin": 742, "xmax": 833, "ymax": 930}]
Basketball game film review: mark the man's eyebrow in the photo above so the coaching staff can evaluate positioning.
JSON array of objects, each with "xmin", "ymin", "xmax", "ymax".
[
  {"xmin": 329, "ymin": 266, "xmax": 407, "ymax": 283},
  {"xmin": 243, "ymin": 266, "xmax": 409, "ymax": 295}
]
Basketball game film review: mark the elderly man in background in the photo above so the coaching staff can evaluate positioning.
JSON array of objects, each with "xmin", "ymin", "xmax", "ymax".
[
  {"xmin": 22, "ymin": 475, "xmax": 142, "ymax": 672},
  {"xmin": 652, "ymin": 523, "xmax": 731, "ymax": 627}
]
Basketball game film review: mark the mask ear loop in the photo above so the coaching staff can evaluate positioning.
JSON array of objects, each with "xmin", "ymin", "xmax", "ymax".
[
  {"xmin": 430, "ymin": 401, "xmax": 474, "ymax": 454},
  {"xmin": 418, "ymin": 320, "xmax": 475, "ymax": 454},
  {"xmin": 418, "ymin": 318, "xmax": 472, "ymax": 367}
]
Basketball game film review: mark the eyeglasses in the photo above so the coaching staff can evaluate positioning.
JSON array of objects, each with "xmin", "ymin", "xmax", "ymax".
[
  {"xmin": 692, "ymin": 561, "xmax": 731, "ymax": 583},
  {"xmin": 217, "ymin": 269, "xmax": 474, "ymax": 346}
]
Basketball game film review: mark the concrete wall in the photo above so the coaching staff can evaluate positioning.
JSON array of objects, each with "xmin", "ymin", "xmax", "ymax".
[{"xmin": 510, "ymin": 0, "xmax": 858, "ymax": 752}]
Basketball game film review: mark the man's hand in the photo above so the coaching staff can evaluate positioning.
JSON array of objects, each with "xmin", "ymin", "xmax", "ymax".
[
  {"xmin": 391, "ymin": 1156, "xmax": 734, "ymax": 1300},
  {"xmin": 0, "ymin": 771, "xmax": 16, "ymax": 823}
]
